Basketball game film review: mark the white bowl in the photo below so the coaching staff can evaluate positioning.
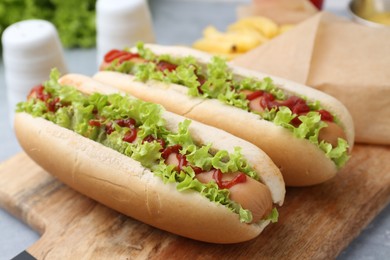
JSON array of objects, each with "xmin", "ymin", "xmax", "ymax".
[{"xmin": 349, "ymin": 0, "xmax": 390, "ymax": 27}]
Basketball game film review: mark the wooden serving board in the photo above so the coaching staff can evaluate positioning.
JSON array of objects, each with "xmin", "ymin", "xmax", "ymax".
[{"xmin": 0, "ymin": 144, "xmax": 389, "ymax": 259}]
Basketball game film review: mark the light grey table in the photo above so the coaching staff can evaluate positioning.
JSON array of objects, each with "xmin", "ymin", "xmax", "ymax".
[{"xmin": 1, "ymin": 1, "xmax": 389, "ymax": 259}]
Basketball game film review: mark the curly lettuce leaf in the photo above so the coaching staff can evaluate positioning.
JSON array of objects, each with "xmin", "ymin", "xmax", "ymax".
[
  {"xmin": 17, "ymin": 69, "xmax": 274, "ymax": 224},
  {"xmin": 52, "ymin": 0, "xmax": 96, "ymax": 48},
  {"xmin": 136, "ymin": 41, "xmax": 156, "ymax": 61},
  {"xmin": 269, "ymin": 106, "xmax": 295, "ymax": 130},
  {"xmin": 263, "ymin": 106, "xmax": 349, "ymax": 168},
  {"xmin": 164, "ymin": 64, "xmax": 200, "ymax": 91},
  {"xmin": 135, "ymin": 62, "xmax": 165, "ymax": 82},
  {"xmin": 217, "ymin": 87, "xmax": 249, "ymax": 110},
  {"xmin": 0, "ymin": 0, "xmax": 96, "ymax": 48},
  {"xmin": 16, "ymin": 99, "xmax": 47, "ymax": 117},
  {"xmin": 87, "ymin": 37, "xmax": 354, "ymax": 169},
  {"xmin": 183, "ymin": 144, "xmax": 213, "ymax": 171},
  {"xmin": 266, "ymin": 208, "xmax": 279, "ymax": 223},
  {"xmin": 319, "ymin": 138, "xmax": 350, "ymax": 168},
  {"xmin": 105, "ymin": 60, "xmax": 140, "ymax": 75},
  {"xmin": 130, "ymin": 141, "xmax": 163, "ymax": 169},
  {"xmin": 165, "ymin": 119, "xmax": 194, "ymax": 148},
  {"xmin": 239, "ymin": 77, "xmax": 286, "ymax": 100}
]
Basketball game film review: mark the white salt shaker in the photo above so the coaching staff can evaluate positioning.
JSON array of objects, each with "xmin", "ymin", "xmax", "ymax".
[
  {"xmin": 2, "ymin": 19, "xmax": 68, "ymax": 124},
  {"xmin": 96, "ymin": 0, "xmax": 155, "ymax": 65}
]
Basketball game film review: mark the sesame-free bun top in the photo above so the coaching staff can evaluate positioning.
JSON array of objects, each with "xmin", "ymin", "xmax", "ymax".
[
  {"xmin": 94, "ymin": 44, "xmax": 354, "ymax": 186},
  {"xmin": 13, "ymin": 74, "xmax": 286, "ymax": 243}
]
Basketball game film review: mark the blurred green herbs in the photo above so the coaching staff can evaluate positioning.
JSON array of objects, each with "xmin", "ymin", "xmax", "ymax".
[{"xmin": 0, "ymin": 0, "xmax": 96, "ymax": 48}]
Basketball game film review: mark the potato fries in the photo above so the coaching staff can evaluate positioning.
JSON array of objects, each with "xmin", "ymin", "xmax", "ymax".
[{"xmin": 193, "ymin": 16, "xmax": 294, "ymax": 60}]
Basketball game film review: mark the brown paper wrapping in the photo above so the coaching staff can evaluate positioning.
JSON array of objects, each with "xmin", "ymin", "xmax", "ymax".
[
  {"xmin": 237, "ymin": 0, "xmax": 318, "ymax": 25},
  {"xmin": 233, "ymin": 12, "xmax": 390, "ymax": 145}
]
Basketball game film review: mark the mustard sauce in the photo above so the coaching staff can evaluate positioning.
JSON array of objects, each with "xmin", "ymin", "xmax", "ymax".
[{"xmin": 365, "ymin": 12, "xmax": 390, "ymax": 25}]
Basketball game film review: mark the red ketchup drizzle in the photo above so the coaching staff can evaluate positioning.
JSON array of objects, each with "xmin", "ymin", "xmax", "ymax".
[
  {"xmin": 142, "ymin": 135, "xmax": 166, "ymax": 150},
  {"xmin": 28, "ymin": 85, "xmax": 62, "ymax": 112},
  {"xmin": 161, "ymin": 145, "xmax": 246, "ymax": 187},
  {"xmin": 115, "ymin": 118, "xmax": 136, "ymax": 128},
  {"xmin": 104, "ymin": 118, "xmax": 138, "ymax": 143},
  {"xmin": 212, "ymin": 169, "xmax": 247, "ymax": 189},
  {"xmin": 123, "ymin": 129, "xmax": 137, "ymax": 143},
  {"xmin": 118, "ymin": 118, "xmax": 137, "ymax": 143},
  {"xmin": 88, "ymin": 120, "xmax": 102, "ymax": 127},
  {"xmin": 196, "ymin": 74, "xmax": 206, "ymax": 94},
  {"xmin": 161, "ymin": 145, "xmax": 203, "ymax": 174},
  {"xmin": 279, "ymin": 96, "xmax": 310, "ymax": 115},
  {"xmin": 276, "ymin": 96, "xmax": 310, "ymax": 126},
  {"xmin": 318, "ymin": 109, "xmax": 334, "ymax": 122},
  {"xmin": 104, "ymin": 49, "xmax": 140, "ymax": 64},
  {"xmin": 161, "ymin": 145, "xmax": 186, "ymax": 170},
  {"xmin": 246, "ymin": 90, "xmax": 334, "ymax": 126},
  {"xmin": 246, "ymin": 90, "xmax": 263, "ymax": 101},
  {"xmin": 46, "ymin": 97, "xmax": 61, "ymax": 112},
  {"xmin": 176, "ymin": 153, "xmax": 188, "ymax": 170},
  {"xmin": 156, "ymin": 61, "xmax": 177, "ymax": 72},
  {"xmin": 191, "ymin": 165, "xmax": 204, "ymax": 175},
  {"xmin": 161, "ymin": 144, "xmax": 182, "ymax": 160},
  {"xmin": 105, "ymin": 122, "xmax": 115, "ymax": 135},
  {"xmin": 28, "ymin": 85, "xmax": 50, "ymax": 102}
]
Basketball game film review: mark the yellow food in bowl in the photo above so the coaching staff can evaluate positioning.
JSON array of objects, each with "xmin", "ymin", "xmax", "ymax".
[
  {"xmin": 193, "ymin": 16, "xmax": 294, "ymax": 60},
  {"xmin": 364, "ymin": 11, "xmax": 390, "ymax": 25}
]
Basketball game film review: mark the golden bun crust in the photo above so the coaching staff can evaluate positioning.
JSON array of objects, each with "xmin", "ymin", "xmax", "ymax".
[
  {"xmin": 15, "ymin": 113, "xmax": 268, "ymax": 243},
  {"xmin": 141, "ymin": 44, "xmax": 354, "ymax": 148},
  {"xmin": 14, "ymin": 74, "xmax": 286, "ymax": 243},
  {"xmin": 93, "ymin": 71, "xmax": 341, "ymax": 186},
  {"xmin": 59, "ymin": 74, "xmax": 285, "ymax": 205},
  {"xmin": 93, "ymin": 44, "xmax": 355, "ymax": 186}
]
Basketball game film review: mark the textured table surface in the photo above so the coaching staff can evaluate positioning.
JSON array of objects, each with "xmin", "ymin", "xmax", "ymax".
[{"xmin": 1, "ymin": 1, "xmax": 389, "ymax": 259}]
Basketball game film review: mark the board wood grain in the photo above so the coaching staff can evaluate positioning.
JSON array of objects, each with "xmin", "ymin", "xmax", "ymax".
[{"xmin": 0, "ymin": 144, "xmax": 389, "ymax": 259}]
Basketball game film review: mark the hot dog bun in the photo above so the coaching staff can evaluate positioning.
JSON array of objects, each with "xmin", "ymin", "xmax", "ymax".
[
  {"xmin": 14, "ymin": 74, "xmax": 285, "ymax": 243},
  {"xmin": 94, "ymin": 44, "xmax": 355, "ymax": 186}
]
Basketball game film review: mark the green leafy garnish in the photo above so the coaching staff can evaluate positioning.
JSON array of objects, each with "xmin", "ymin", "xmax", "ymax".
[
  {"xmin": 103, "ymin": 44, "xmax": 350, "ymax": 168},
  {"xmin": 0, "ymin": 0, "xmax": 96, "ymax": 48},
  {"xmin": 17, "ymin": 69, "xmax": 273, "ymax": 224}
]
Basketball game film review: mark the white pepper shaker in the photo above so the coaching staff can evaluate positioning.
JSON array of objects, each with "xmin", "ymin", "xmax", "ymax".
[
  {"xmin": 2, "ymin": 19, "xmax": 68, "ymax": 124},
  {"xmin": 96, "ymin": 0, "xmax": 155, "ymax": 65}
]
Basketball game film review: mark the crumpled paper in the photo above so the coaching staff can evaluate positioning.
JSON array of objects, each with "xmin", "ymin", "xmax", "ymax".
[{"xmin": 233, "ymin": 12, "xmax": 390, "ymax": 145}]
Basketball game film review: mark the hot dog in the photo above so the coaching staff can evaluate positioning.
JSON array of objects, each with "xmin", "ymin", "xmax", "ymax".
[
  {"xmin": 94, "ymin": 43, "xmax": 355, "ymax": 186},
  {"xmin": 14, "ymin": 70, "xmax": 285, "ymax": 243}
]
